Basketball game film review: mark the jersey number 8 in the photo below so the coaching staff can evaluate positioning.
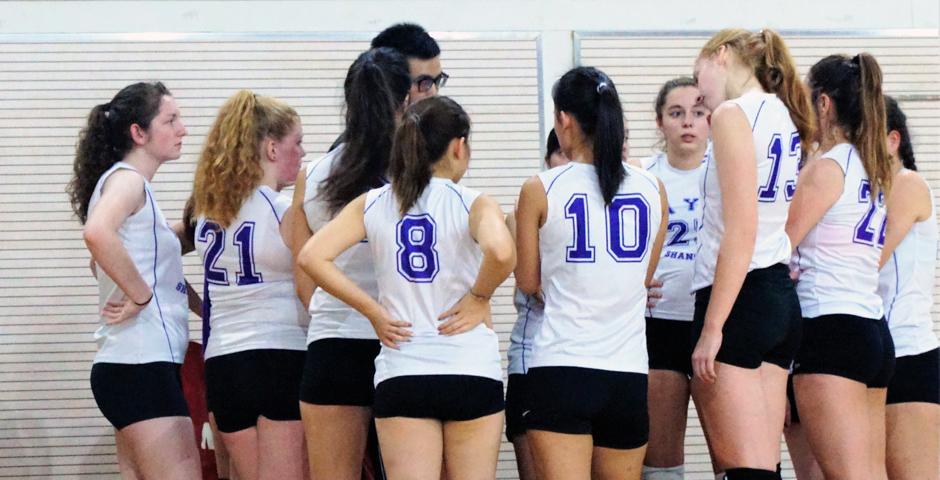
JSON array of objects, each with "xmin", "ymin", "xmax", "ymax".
[{"xmin": 396, "ymin": 214, "xmax": 440, "ymax": 283}]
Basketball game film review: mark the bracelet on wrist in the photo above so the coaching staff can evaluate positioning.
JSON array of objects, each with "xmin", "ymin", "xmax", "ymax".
[
  {"xmin": 133, "ymin": 293, "xmax": 153, "ymax": 306},
  {"xmin": 469, "ymin": 289, "xmax": 491, "ymax": 301}
]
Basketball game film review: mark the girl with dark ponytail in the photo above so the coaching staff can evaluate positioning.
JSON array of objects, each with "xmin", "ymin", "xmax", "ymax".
[
  {"xmin": 287, "ymin": 47, "xmax": 411, "ymax": 480},
  {"xmin": 878, "ymin": 96, "xmax": 940, "ymax": 480},
  {"xmin": 298, "ymin": 96, "xmax": 514, "ymax": 479},
  {"xmin": 690, "ymin": 28, "xmax": 813, "ymax": 480},
  {"xmin": 514, "ymin": 67, "xmax": 668, "ymax": 478},
  {"xmin": 69, "ymin": 82, "xmax": 200, "ymax": 479},
  {"xmin": 786, "ymin": 53, "xmax": 894, "ymax": 478}
]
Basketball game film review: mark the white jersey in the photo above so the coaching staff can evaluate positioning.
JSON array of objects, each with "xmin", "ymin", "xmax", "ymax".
[
  {"xmin": 303, "ymin": 145, "xmax": 379, "ymax": 343},
  {"xmin": 693, "ymin": 91, "xmax": 801, "ymax": 291},
  {"xmin": 642, "ymin": 152, "xmax": 706, "ymax": 321},
  {"xmin": 363, "ymin": 178, "xmax": 502, "ymax": 384},
  {"xmin": 878, "ymin": 180, "xmax": 939, "ymax": 357},
  {"xmin": 532, "ymin": 162, "xmax": 663, "ymax": 374},
  {"xmin": 794, "ymin": 144, "xmax": 886, "ymax": 319},
  {"xmin": 196, "ymin": 187, "xmax": 307, "ymax": 359},
  {"xmin": 507, "ymin": 289, "xmax": 543, "ymax": 375},
  {"xmin": 89, "ymin": 162, "xmax": 189, "ymax": 364}
]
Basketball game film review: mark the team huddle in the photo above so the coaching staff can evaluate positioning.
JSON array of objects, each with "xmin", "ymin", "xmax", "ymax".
[{"xmin": 66, "ymin": 22, "xmax": 938, "ymax": 480}]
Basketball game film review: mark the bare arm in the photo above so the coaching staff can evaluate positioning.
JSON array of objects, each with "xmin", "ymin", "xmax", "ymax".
[
  {"xmin": 83, "ymin": 169, "xmax": 151, "ymax": 323},
  {"xmin": 438, "ymin": 195, "xmax": 517, "ymax": 335},
  {"xmin": 879, "ymin": 170, "xmax": 932, "ymax": 268},
  {"xmin": 514, "ymin": 176, "xmax": 547, "ymax": 296},
  {"xmin": 288, "ymin": 169, "xmax": 316, "ymax": 309},
  {"xmin": 645, "ymin": 178, "xmax": 669, "ymax": 287},
  {"xmin": 297, "ymin": 194, "xmax": 411, "ymax": 348},
  {"xmin": 785, "ymin": 157, "xmax": 844, "ymax": 250}
]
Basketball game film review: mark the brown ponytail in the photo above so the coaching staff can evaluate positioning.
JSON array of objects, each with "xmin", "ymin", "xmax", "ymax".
[
  {"xmin": 701, "ymin": 29, "xmax": 816, "ymax": 155},
  {"xmin": 808, "ymin": 53, "xmax": 891, "ymax": 198},
  {"xmin": 389, "ymin": 96, "xmax": 471, "ymax": 216}
]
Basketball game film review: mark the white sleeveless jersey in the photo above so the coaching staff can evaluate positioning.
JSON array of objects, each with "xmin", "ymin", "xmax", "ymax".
[
  {"xmin": 89, "ymin": 162, "xmax": 189, "ymax": 364},
  {"xmin": 642, "ymin": 152, "xmax": 706, "ymax": 321},
  {"xmin": 693, "ymin": 92, "xmax": 801, "ymax": 291},
  {"xmin": 507, "ymin": 289, "xmax": 543, "ymax": 375},
  {"xmin": 196, "ymin": 187, "xmax": 307, "ymax": 359},
  {"xmin": 794, "ymin": 144, "xmax": 886, "ymax": 319},
  {"xmin": 532, "ymin": 162, "xmax": 663, "ymax": 374},
  {"xmin": 363, "ymin": 178, "xmax": 502, "ymax": 384},
  {"xmin": 878, "ymin": 180, "xmax": 939, "ymax": 357},
  {"xmin": 303, "ymin": 145, "xmax": 379, "ymax": 342}
]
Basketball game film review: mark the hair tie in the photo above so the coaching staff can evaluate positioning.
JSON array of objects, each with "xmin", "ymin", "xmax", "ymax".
[
  {"xmin": 596, "ymin": 82, "xmax": 609, "ymax": 95},
  {"xmin": 406, "ymin": 111, "xmax": 421, "ymax": 125}
]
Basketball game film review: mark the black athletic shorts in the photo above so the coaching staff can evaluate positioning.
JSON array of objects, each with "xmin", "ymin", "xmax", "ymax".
[
  {"xmin": 505, "ymin": 373, "xmax": 531, "ymax": 441},
  {"xmin": 692, "ymin": 263, "xmax": 802, "ymax": 370},
  {"xmin": 299, "ymin": 338, "xmax": 381, "ymax": 406},
  {"xmin": 786, "ymin": 374, "xmax": 800, "ymax": 424},
  {"xmin": 794, "ymin": 314, "xmax": 895, "ymax": 388},
  {"xmin": 90, "ymin": 362, "xmax": 189, "ymax": 430},
  {"xmin": 646, "ymin": 318, "xmax": 693, "ymax": 377},
  {"xmin": 373, "ymin": 375, "xmax": 504, "ymax": 421},
  {"xmin": 524, "ymin": 366, "xmax": 648, "ymax": 450},
  {"xmin": 887, "ymin": 347, "xmax": 939, "ymax": 405},
  {"xmin": 205, "ymin": 349, "xmax": 305, "ymax": 433}
]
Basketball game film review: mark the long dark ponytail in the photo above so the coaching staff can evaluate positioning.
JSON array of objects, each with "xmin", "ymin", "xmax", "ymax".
[
  {"xmin": 552, "ymin": 67, "xmax": 625, "ymax": 204},
  {"xmin": 320, "ymin": 47, "xmax": 411, "ymax": 216},
  {"xmin": 67, "ymin": 82, "xmax": 170, "ymax": 224},
  {"xmin": 885, "ymin": 96, "xmax": 915, "ymax": 171},
  {"xmin": 389, "ymin": 96, "xmax": 471, "ymax": 215}
]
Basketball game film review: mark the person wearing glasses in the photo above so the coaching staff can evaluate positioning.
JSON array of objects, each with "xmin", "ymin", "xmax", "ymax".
[{"xmin": 372, "ymin": 23, "xmax": 448, "ymax": 104}]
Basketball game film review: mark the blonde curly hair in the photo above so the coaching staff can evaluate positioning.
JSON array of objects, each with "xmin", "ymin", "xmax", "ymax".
[{"xmin": 192, "ymin": 90, "xmax": 298, "ymax": 227}]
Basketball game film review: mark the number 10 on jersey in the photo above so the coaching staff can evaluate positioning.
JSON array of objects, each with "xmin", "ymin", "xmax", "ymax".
[{"xmin": 565, "ymin": 193, "xmax": 651, "ymax": 263}]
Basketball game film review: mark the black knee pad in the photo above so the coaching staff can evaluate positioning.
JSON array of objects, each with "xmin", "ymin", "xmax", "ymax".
[{"xmin": 724, "ymin": 468, "xmax": 780, "ymax": 480}]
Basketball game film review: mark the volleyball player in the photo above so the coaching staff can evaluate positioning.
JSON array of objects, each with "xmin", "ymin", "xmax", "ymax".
[
  {"xmin": 191, "ymin": 90, "xmax": 308, "ymax": 479},
  {"xmin": 640, "ymin": 77, "xmax": 710, "ymax": 480},
  {"xmin": 515, "ymin": 67, "xmax": 667, "ymax": 479},
  {"xmin": 298, "ymin": 95, "xmax": 513, "ymax": 480},
  {"xmin": 68, "ymin": 82, "xmax": 200, "ymax": 479},
  {"xmin": 690, "ymin": 29, "xmax": 815, "ymax": 479},
  {"xmin": 505, "ymin": 129, "xmax": 569, "ymax": 480},
  {"xmin": 288, "ymin": 47, "xmax": 411, "ymax": 480},
  {"xmin": 878, "ymin": 96, "xmax": 940, "ymax": 480},
  {"xmin": 787, "ymin": 53, "xmax": 894, "ymax": 479}
]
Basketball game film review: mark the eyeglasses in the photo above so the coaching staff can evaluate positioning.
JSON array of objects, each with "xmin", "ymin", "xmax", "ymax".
[{"xmin": 413, "ymin": 72, "xmax": 449, "ymax": 93}]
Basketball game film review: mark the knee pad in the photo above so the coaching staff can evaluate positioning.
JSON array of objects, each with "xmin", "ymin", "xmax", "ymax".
[
  {"xmin": 723, "ymin": 468, "xmax": 781, "ymax": 480},
  {"xmin": 641, "ymin": 465, "xmax": 684, "ymax": 480}
]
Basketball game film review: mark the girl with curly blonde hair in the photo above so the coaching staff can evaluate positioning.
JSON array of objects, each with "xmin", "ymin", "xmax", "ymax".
[{"xmin": 192, "ymin": 90, "xmax": 308, "ymax": 480}]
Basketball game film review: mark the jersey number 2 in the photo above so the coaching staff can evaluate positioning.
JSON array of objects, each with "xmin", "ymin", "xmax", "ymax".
[{"xmin": 565, "ymin": 193, "xmax": 651, "ymax": 263}]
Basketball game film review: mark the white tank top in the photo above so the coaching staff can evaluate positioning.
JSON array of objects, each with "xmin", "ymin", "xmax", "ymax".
[
  {"xmin": 507, "ymin": 289, "xmax": 543, "ymax": 375},
  {"xmin": 303, "ymin": 145, "xmax": 380, "ymax": 342},
  {"xmin": 642, "ymin": 152, "xmax": 706, "ymax": 321},
  {"xmin": 878, "ymin": 180, "xmax": 939, "ymax": 357},
  {"xmin": 89, "ymin": 162, "xmax": 189, "ymax": 364},
  {"xmin": 196, "ymin": 187, "xmax": 308, "ymax": 359},
  {"xmin": 794, "ymin": 143, "xmax": 886, "ymax": 319},
  {"xmin": 693, "ymin": 91, "xmax": 800, "ymax": 291},
  {"xmin": 363, "ymin": 178, "xmax": 502, "ymax": 384},
  {"xmin": 532, "ymin": 162, "xmax": 663, "ymax": 374}
]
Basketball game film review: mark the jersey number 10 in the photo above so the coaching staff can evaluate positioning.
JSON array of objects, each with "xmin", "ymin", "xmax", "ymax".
[{"xmin": 565, "ymin": 193, "xmax": 651, "ymax": 263}]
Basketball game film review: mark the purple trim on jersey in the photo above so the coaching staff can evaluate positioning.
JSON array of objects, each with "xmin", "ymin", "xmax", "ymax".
[
  {"xmin": 201, "ymin": 279, "xmax": 211, "ymax": 353},
  {"xmin": 520, "ymin": 294, "xmax": 534, "ymax": 373},
  {"xmin": 304, "ymin": 157, "xmax": 327, "ymax": 181},
  {"xmin": 634, "ymin": 169, "xmax": 660, "ymax": 192},
  {"xmin": 444, "ymin": 183, "xmax": 470, "ymax": 214},
  {"xmin": 146, "ymin": 187, "xmax": 175, "ymax": 361},
  {"xmin": 364, "ymin": 187, "xmax": 391, "ymax": 215},
  {"xmin": 844, "ymin": 147, "xmax": 854, "ymax": 178},
  {"xmin": 257, "ymin": 188, "xmax": 283, "ymax": 224},
  {"xmin": 886, "ymin": 252, "xmax": 900, "ymax": 323},
  {"xmin": 544, "ymin": 164, "xmax": 576, "ymax": 195},
  {"xmin": 751, "ymin": 100, "xmax": 767, "ymax": 132}
]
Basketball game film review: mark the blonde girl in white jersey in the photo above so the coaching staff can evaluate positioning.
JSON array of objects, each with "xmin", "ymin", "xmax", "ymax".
[
  {"xmin": 516, "ymin": 67, "xmax": 668, "ymax": 480},
  {"xmin": 786, "ymin": 53, "xmax": 894, "ymax": 479},
  {"xmin": 690, "ymin": 29, "xmax": 815, "ymax": 480},
  {"xmin": 287, "ymin": 47, "xmax": 412, "ymax": 480},
  {"xmin": 640, "ymin": 77, "xmax": 711, "ymax": 480},
  {"xmin": 878, "ymin": 96, "xmax": 940, "ymax": 480},
  {"xmin": 191, "ymin": 90, "xmax": 308, "ymax": 479},
  {"xmin": 68, "ymin": 82, "xmax": 200, "ymax": 479},
  {"xmin": 299, "ymin": 96, "xmax": 514, "ymax": 480}
]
